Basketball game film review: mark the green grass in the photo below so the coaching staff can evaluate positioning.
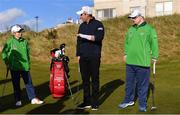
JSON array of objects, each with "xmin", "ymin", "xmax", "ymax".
[{"xmin": 0, "ymin": 58, "xmax": 180, "ymax": 114}]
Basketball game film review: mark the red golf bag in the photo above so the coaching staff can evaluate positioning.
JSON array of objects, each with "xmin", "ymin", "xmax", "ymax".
[{"xmin": 49, "ymin": 44, "xmax": 70, "ymax": 99}]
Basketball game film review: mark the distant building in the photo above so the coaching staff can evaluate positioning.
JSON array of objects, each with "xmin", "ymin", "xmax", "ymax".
[
  {"xmin": 66, "ymin": 17, "xmax": 74, "ymax": 23},
  {"xmin": 54, "ymin": 17, "xmax": 76, "ymax": 29},
  {"xmin": 93, "ymin": 0, "xmax": 180, "ymax": 20}
]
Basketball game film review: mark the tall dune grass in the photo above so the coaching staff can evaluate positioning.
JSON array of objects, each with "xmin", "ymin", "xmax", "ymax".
[{"xmin": 0, "ymin": 14, "xmax": 180, "ymax": 63}]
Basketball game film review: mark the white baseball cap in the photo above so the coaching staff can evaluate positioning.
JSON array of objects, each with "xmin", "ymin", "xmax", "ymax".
[
  {"xmin": 11, "ymin": 25, "xmax": 24, "ymax": 33},
  {"xmin": 76, "ymin": 6, "xmax": 92, "ymax": 15},
  {"xmin": 128, "ymin": 9, "xmax": 142, "ymax": 18}
]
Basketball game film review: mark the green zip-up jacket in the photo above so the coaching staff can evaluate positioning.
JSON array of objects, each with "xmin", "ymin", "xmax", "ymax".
[
  {"xmin": 124, "ymin": 22, "xmax": 159, "ymax": 67},
  {"xmin": 2, "ymin": 36, "xmax": 30, "ymax": 71}
]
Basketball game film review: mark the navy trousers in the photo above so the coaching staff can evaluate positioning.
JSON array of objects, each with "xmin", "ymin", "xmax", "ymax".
[
  {"xmin": 123, "ymin": 64, "xmax": 150, "ymax": 108},
  {"xmin": 10, "ymin": 70, "xmax": 36, "ymax": 102}
]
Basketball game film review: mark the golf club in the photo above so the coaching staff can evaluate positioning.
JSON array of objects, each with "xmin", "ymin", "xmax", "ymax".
[
  {"xmin": 151, "ymin": 62, "xmax": 157, "ymax": 111},
  {"xmin": 1, "ymin": 67, "xmax": 9, "ymax": 97},
  {"xmin": 64, "ymin": 72, "xmax": 74, "ymax": 100}
]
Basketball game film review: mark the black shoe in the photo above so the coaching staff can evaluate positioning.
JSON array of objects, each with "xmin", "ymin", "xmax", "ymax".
[
  {"xmin": 76, "ymin": 103, "xmax": 91, "ymax": 109},
  {"xmin": 91, "ymin": 105, "xmax": 98, "ymax": 110}
]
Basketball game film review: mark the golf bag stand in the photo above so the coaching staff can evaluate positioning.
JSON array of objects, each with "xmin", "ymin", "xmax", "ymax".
[{"xmin": 49, "ymin": 43, "xmax": 71, "ymax": 99}]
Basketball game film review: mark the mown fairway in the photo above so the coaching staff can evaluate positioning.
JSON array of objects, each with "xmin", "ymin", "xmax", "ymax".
[{"xmin": 0, "ymin": 58, "xmax": 180, "ymax": 114}]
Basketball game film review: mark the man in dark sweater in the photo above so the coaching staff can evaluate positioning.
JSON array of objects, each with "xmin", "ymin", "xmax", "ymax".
[{"xmin": 76, "ymin": 6, "xmax": 105, "ymax": 110}]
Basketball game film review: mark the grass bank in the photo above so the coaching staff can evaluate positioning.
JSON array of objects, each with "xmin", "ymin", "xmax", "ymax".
[{"xmin": 0, "ymin": 14, "xmax": 180, "ymax": 64}]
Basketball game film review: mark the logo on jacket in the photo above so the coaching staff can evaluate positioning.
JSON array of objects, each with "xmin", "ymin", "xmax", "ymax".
[
  {"xmin": 140, "ymin": 32, "xmax": 145, "ymax": 36},
  {"xmin": 97, "ymin": 27, "xmax": 103, "ymax": 31},
  {"xmin": 13, "ymin": 45, "xmax": 17, "ymax": 50},
  {"xmin": 139, "ymin": 30, "xmax": 145, "ymax": 36}
]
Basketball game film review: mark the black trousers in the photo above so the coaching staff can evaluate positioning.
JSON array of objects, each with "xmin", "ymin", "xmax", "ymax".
[{"xmin": 79, "ymin": 56, "xmax": 100, "ymax": 106}]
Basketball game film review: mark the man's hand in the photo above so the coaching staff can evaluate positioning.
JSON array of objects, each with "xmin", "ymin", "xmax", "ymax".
[
  {"xmin": 123, "ymin": 55, "xmax": 127, "ymax": 62},
  {"xmin": 77, "ymin": 33, "xmax": 95, "ymax": 41},
  {"xmin": 152, "ymin": 58, "xmax": 157, "ymax": 64},
  {"xmin": 77, "ymin": 56, "xmax": 80, "ymax": 61}
]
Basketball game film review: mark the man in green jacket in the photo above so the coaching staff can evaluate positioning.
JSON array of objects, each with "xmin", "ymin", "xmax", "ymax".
[
  {"xmin": 118, "ymin": 9, "xmax": 159, "ymax": 112},
  {"xmin": 2, "ymin": 25, "xmax": 43, "ymax": 107}
]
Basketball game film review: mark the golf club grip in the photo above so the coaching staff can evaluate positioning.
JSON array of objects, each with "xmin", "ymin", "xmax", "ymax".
[
  {"xmin": 153, "ymin": 62, "xmax": 156, "ymax": 74},
  {"xmin": 78, "ymin": 65, "xmax": 80, "ymax": 73}
]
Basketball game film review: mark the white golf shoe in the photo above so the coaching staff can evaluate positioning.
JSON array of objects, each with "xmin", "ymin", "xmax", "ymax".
[{"xmin": 31, "ymin": 98, "xmax": 43, "ymax": 104}]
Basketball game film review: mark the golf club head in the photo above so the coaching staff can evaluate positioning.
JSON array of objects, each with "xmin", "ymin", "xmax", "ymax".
[{"xmin": 151, "ymin": 106, "xmax": 157, "ymax": 111}]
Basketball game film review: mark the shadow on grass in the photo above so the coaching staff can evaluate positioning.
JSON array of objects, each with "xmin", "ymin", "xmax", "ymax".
[
  {"xmin": 0, "ymin": 81, "xmax": 50, "ymax": 113},
  {"xmin": 98, "ymin": 79, "xmax": 124, "ymax": 106},
  {"xmin": 0, "ymin": 79, "xmax": 11, "ymax": 85},
  {"xmin": 60, "ymin": 79, "xmax": 124, "ymax": 114},
  {"xmin": 0, "ymin": 79, "xmax": 81, "ymax": 114},
  {"xmin": 27, "ymin": 82, "xmax": 89, "ymax": 114},
  {"xmin": 0, "ymin": 78, "xmax": 124, "ymax": 114}
]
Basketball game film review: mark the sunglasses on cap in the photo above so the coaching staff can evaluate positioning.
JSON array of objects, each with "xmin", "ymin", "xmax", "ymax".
[
  {"xmin": 131, "ymin": 16, "xmax": 138, "ymax": 19},
  {"xmin": 17, "ymin": 29, "xmax": 24, "ymax": 33},
  {"xmin": 80, "ymin": 13, "xmax": 87, "ymax": 16}
]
